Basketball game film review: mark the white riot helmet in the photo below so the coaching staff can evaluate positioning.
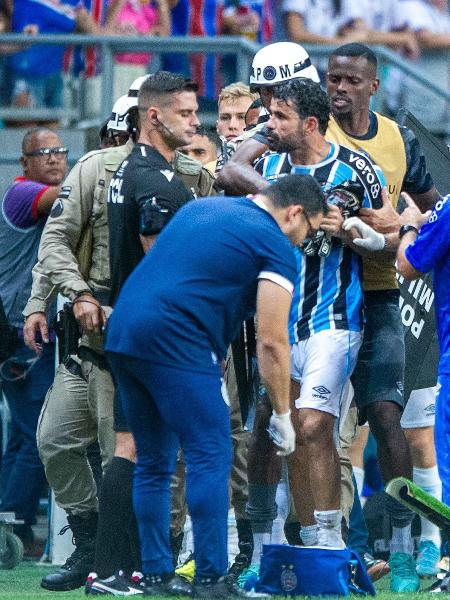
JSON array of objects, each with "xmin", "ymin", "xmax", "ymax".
[
  {"xmin": 128, "ymin": 74, "xmax": 150, "ymax": 99},
  {"xmin": 107, "ymin": 95, "xmax": 137, "ymax": 132},
  {"xmin": 249, "ymin": 42, "xmax": 320, "ymax": 88}
]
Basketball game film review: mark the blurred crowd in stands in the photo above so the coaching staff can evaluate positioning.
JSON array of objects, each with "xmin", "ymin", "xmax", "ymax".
[{"xmin": 0, "ymin": 0, "xmax": 450, "ymax": 137}]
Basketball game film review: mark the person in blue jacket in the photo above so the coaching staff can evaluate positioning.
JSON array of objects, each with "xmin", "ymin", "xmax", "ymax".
[{"xmin": 105, "ymin": 174, "xmax": 326, "ymax": 598}]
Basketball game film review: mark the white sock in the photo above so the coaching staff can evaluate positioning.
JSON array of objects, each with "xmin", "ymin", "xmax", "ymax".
[
  {"xmin": 353, "ymin": 466, "xmax": 365, "ymax": 498},
  {"xmin": 390, "ymin": 523, "xmax": 413, "ymax": 555},
  {"xmin": 414, "ymin": 465, "xmax": 442, "ymax": 547},
  {"xmin": 251, "ymin": 532, "xmax": 271, "ymax": 564},
  {"xmin": 272, "ymin": 464, "xmax": 289, "ymax": 544},
  {"xmin": 314, "ymin": 509, "xmax": 345, "ymax": 548},
  {"xmin": 300, "ymin": 524, "xmax": 318, "ymax": 546}
]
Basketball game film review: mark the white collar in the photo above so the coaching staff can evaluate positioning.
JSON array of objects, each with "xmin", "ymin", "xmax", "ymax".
[{"xmin": 251, "ymin": 194, "xmax": 269, "ymax": 212}]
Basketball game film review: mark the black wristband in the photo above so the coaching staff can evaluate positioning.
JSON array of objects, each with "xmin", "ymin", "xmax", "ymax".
[{"xmin": 399, "ymin": 224, "xmax": 419, "ymax": 239}]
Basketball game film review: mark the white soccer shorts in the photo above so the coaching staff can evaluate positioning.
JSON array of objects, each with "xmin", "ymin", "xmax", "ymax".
[
  {"xmin": 401, "ymin": 386, "xmax": 437, "ymax": 429},
  {"xmin": 290, "ymin": 329, "xmax": 362, "ymax": 419}
]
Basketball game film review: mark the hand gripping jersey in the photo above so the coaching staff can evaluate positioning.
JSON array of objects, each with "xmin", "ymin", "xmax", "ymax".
[
  {"xmin": 326, "ymin": 112, "xmax": 433, "ymax": 291},
  {"xmin": 255, "ymin": 142, "xmax": 386, "ymax": 343}
]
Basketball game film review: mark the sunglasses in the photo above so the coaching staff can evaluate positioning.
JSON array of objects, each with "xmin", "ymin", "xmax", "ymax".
[{"xmin": 23, "ymin": 146, "xmax": 68, "ymax": 158}]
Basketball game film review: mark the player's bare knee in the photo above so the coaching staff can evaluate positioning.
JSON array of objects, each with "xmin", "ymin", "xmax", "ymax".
[
  {"xmin": 298, "ymin": 409, "xmax": 334, "ymax": 446},
  {"xmin": 404, "ymin": 427, "xmax": 436, "ymax": 467}
]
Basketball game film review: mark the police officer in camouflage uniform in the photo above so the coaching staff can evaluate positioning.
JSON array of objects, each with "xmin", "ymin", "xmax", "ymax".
[{"xmin": 23, "ymin": 84, "xmax": 215, "ymax": 591}]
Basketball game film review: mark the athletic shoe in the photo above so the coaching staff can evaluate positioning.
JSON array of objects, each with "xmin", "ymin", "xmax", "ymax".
[
  {"xmin": 85, "ymin": 570, "xmax": 143, "ymax": 595},
  {"xmin": 362, "ymin": 552, "xmax": 390, "ymax": 582},
  {"xmin": 176, "ymin": 555, "xmax": 196, "ymax": 583},
  {"xmin": 143, "ymin": 574, "xmax": 193, "ymax": 597},
  {"xmin": 416, "ymin": 540, "xmax": 441, "ymax": 577},
  {"xmin": 427, "ymin": 569, "xmax": 450, "ymax": 593},
  {"xmin": 389, "ymin": 552, "xmax": 420, "ymax": 592},
  {"xmin": 228, "ymin": 521, "xmax": 253, "ymax": 582},
  {"xmin": 237, "ymin": 565, "xmax": 260, "ymax": 591},
  {"xmin": 193, "ymin": 576, "xmax": 269, "ymax": 598},
  {"xmin": 227, "ymin": 551, "xmax": 252, "ymax": 582}
]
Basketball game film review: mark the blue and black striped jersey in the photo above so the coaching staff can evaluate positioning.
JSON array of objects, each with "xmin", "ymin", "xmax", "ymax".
[{"xmin": 255, "ymin": 142, "xmax": 386, "ymax": 342}]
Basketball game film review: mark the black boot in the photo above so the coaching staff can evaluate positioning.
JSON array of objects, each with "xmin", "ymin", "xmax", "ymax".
[
  {"xmin": 227, "ymin": 520, "xmax": 254, "ymax": 582},
  {"xmin": 194, "ymin": 576, "xmax": 268, "ymax": 598},
  {"xmin": 41, "ymin": 512, "xmax": 97, "ymax": 591},
  {"xmin": 143, "ymin": 573, "xmax": 193, "ymax": 597},
  {"xmin": 284, "ymin": 521, "xmax": 301, "ymax": 546}
]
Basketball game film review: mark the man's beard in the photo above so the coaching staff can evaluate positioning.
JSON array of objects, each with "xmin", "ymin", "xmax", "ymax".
[{"xmin": 267, "ymin": 131, "xmax": 300, "ymax": 153}]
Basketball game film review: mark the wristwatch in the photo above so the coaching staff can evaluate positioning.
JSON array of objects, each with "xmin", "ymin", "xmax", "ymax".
[{"xmin": 399, "ymin": 224, "xmax": 419, "ymax": 239}]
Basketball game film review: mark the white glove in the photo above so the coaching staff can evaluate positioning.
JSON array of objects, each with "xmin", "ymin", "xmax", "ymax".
[
  {"xmin": 343, "ymin": 216, "xmax": 386, "ymax": 251},
  {"xmin": 267, "ymin": 410, "xmax": 296, "ymax": 456}
]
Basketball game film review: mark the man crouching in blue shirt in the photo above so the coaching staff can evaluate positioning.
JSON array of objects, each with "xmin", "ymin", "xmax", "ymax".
[{"xmin": 105, "ymin": 174, "xmax": 326, "ymax": 598}]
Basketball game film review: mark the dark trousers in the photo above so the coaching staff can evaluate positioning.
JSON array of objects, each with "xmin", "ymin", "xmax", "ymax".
[
  {"xmin": 0, "ymin": 340, "xmax": 54, "ymax": 525},
  {"xmin": 107, "ymin": 352, "xmax": 232, "ymax": 579}
]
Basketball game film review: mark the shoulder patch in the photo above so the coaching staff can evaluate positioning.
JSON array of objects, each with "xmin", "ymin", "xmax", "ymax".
[
  {"xmin": 59, "ymin": 185, "xmax": 72, "ymax": 199},
  {"xmin": 50, "ymin": 198, "xmax": 64, "ymax": 218}
]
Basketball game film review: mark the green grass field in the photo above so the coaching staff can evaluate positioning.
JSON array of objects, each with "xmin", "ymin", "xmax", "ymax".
[{"xmin": 0, "ymin": 562, "xmax": 441, "ymax": 600}]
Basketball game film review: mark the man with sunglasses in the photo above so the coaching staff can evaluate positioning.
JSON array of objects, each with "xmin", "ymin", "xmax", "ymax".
[{"xmin": 0, "ymin": 126, "xmax": 67, "ymax": 556}]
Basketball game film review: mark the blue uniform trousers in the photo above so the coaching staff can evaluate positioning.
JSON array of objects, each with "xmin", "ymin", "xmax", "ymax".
[
  {"xmin": 107, "ymin": 352, "xmax": 232, "ymax": 579},
  {"xmin": 435, "ymin": 374, "xmax": 450, "ymax": 505}
]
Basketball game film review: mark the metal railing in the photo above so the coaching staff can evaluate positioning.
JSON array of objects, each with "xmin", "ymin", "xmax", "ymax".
[
  {"xmin": 0, "ymin": 34, "xmax": 258, "ymax": 124},
  {"xmin": 1, "ymin": 34, "xmax": 450, "ymax": 121}
]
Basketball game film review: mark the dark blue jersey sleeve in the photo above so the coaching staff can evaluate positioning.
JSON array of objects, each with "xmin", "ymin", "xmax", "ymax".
[{"xmin": 405, "ymin": 196, "xmax": 450, "ymax": 273}]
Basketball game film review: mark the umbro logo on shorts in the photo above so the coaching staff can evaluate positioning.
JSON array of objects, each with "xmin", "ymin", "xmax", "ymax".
[{"xmin": 312, "ymin": 385, "xmax": 331, "ymax": 395}]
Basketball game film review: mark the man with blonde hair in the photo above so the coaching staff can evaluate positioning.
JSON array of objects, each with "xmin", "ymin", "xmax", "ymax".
[
  {"xmin": 217, "ymin": 82, "xmax": 259, "ymax": 142},
  {"xmin": 215, "ymin": 82, "xmax": 259, "ymax": 171}
]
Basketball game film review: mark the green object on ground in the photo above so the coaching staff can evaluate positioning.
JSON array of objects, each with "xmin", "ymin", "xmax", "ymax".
[{"xmin": 386, "ymin": 477, "xmax": 450, "ymax": 531}]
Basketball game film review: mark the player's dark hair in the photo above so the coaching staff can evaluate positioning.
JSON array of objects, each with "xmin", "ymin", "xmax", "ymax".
[
  {"xmin": 264, "ymin": 174, "xmax": 328, "ymax": 216},
  {"xmin": 98, "ymin": 119, "xmax": 110, "ymax": 146},
  {"xmin": 247, "ymin": 98, "xmax": 262, "ymax": 111},
  {"xmin": 196, "ymin": 125, "xmax": 221, "ymax": 150},
  {"xmin": 272, "ymin": 79, "xmax": 330, "ymax": 135},
  {"xmin": 330, "ymin": 43, "xmax": 378, "ymax": 70},
  {"xmin": 138, "ymin": 71, "xmax": 198, "ymax": 110},
  {"xmin": 127, "ymin": 106, "xmax": 140, "ymax": 142},
  {"xmin": 22, "ymin": 126, "xmax": 56, "ymax": 154}
]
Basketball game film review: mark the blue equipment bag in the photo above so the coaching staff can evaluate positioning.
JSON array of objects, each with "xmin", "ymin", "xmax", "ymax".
[{"xmin": 255, "ymin": 544, "xmax": 376, "ymax": 596}]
